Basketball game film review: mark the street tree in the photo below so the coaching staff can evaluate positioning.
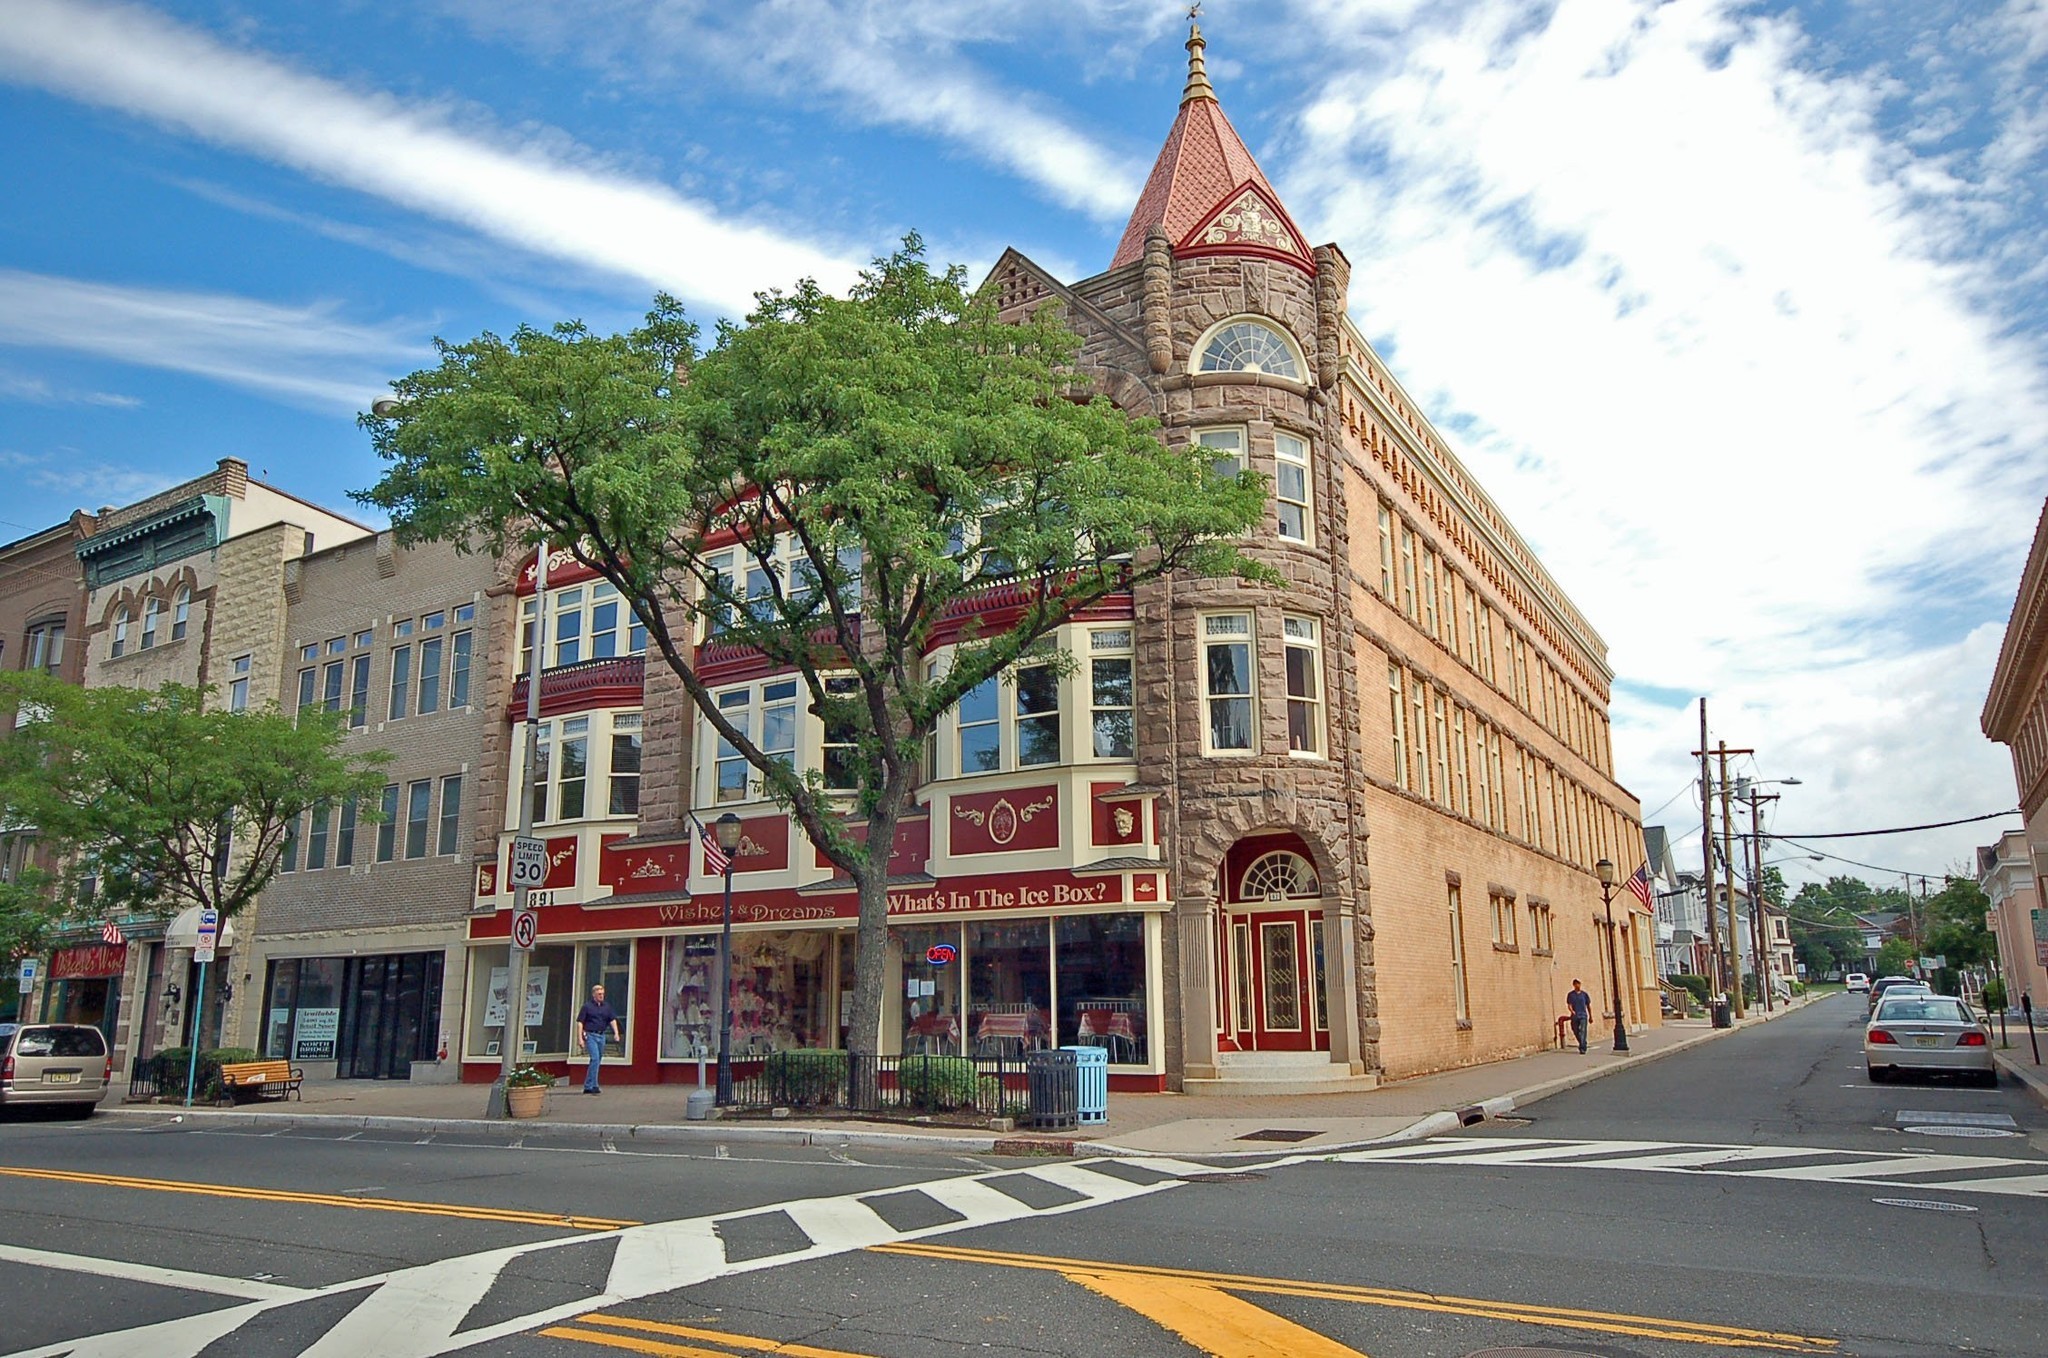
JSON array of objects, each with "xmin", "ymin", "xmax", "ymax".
[
  {"xmin": 0, "ymin": 672, "xmax": 389, "ymax": 934},
  {"xmin": 358, "ymin": 240, "xmax": 1269, "ymax": 1062}
]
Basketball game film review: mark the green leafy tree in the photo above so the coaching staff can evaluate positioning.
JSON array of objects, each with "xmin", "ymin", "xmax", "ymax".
[
  {"xmin": 0, "ymin": 672, "xmax": 389, "ymax": 935},
  {"xmin": 1875, "ymin": 937, "xmax": 1917, "ymax": 978},
  {"xmin": 1922, "ymin": 875, "xmax": 1994, "ymax": 983},
  {"xmin": 358, "ymin": 240, "xmax": 1269, "ymax": 1060}
]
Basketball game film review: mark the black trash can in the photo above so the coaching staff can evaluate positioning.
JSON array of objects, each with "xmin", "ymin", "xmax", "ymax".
[
  {"xmin": 1710, "ymin": 998, "xmax": 1733, "ymax": 1029},
  {"xmin": 1026, "ymin": 1048, "xmax": 1079, "ymax": 1131}
]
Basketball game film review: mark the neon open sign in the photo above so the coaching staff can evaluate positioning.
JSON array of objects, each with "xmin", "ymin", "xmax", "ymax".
[{"xmin": 924, "ymin": 943, "xmax": 958, "ymax": 967}]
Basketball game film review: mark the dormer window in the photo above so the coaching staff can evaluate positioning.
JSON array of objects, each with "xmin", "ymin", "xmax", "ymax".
[{"xmin": 1197, "ymin": 320, "xmax": 1300, "ymax": 379}]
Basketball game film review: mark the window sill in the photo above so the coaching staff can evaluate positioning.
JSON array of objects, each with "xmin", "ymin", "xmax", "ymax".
[
  {"xmin": 1532, "ymin": 948, "xmax": 1554, "ymax": 958},
  {"xmin": 1492, "ymin": 942, "xmax": 1519, "ymax": 954},
  {"xmin": 1454, "ymin": 1019, "xmax": 1473, "ymax": 1032}
]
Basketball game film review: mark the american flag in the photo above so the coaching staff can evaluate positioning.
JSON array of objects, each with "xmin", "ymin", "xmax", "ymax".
[
  {"xmin": 1625, "ymin": 863, "xmax": 1653, "ymax": 908},
  {"xmin": 696, "ymin": 817, "xmax": 731, "ymax": 876},
  {"xmin": 100, "ymin": 920, "xmax": 125, "ymax": 945}
]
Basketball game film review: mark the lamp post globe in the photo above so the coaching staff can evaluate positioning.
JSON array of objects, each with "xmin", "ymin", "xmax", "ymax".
[
  {"xmin": 713, "ymin": 811, "xmax": 744, "ymax": 1106},
  {"xmin": 1596, "ymin": 857, "xmax": 1629, "ymax": 1053}
]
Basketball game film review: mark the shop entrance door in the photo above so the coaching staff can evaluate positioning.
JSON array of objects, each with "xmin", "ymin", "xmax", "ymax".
[{"xmin": 1221, "ymin": 908, "xmax": 1327, "ymax": 1053}]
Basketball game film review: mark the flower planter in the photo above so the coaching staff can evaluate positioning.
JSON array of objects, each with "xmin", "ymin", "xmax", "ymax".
[{"xmin": 506, "ymin": 1084, "xmax": 548, "ymax": 1119}]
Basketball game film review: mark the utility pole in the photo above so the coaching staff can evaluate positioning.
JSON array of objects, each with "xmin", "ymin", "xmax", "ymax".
[
  {"xmin": 1712, "ymin": 742, "xmax": 1754, "ymax": 1016},
  {"xmin": 1697, "ymin": 701, "xmax": 1724, "ymax": 995},
  {"xmin": 488, "ymin": 544, "xmax": 548, "ymax": 1118},
  {"xmin": 1745, "ymin": 786, "xmax": 1776, "ymax": 1012}
]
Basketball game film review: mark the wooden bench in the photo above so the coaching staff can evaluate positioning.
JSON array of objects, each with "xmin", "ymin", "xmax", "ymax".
[{"xmin": 217, "ymin": 1060, "xmax": 304, "ymax": 1102}]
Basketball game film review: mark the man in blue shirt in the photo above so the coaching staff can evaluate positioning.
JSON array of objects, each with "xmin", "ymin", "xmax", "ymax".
[
  {"xmin": 1566, "ymin": 979, "xmax": 1593, "ymax": 1053},
  {"xmin": 576, "ymin": 985, "xmax": 621, "ymax": 1093}
]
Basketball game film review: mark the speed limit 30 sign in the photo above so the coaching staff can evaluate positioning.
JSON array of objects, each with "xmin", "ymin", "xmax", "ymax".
[{"xmin": 511, "ymin": 907, "xmax": 539, "ymax": 953}]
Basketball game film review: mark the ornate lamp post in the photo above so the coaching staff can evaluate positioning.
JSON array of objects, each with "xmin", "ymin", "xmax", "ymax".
[
  {"xmin": 714, "ymin": 811, "xmax": 743, "ymax": 1106},
  {"xmin": 1597, "ymin": 857, "xmax": 1629, "ymax": 1053}
]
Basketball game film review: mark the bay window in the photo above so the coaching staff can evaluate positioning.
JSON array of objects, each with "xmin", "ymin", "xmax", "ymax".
[
  {"xmin": 609, "ymin": 714, "xmax": 642, "ymax": 815},
  {"xmin": 821, "ymin": 676, "xmax": 861, "ymax": 790},
  {"xmin": 710, "ymin": 680, "xmax": 796, "ymax": 804},
  {"xmin": 1089, "ymin": 628, "xmax": 1134, "ymax": 759},
  {"xmin": 521, "ymin": 709, "xmax": 647, "ymax": 826},
  {"xmin": 1014, "ymin": 662, "xmax": 1061, "ymax": 766},
  {"xmin": 1196, "ymin": 427, "xmax": 1245, "ymax": 478},
  {"xmin": 523, "ymin": 581, "xmax": 648, "ymax": 672}
]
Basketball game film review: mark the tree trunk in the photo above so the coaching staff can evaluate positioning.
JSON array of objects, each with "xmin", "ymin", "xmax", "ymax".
[{"xmin": 844, "ymin": 811, "xmax": 897, "ymax": 1111}]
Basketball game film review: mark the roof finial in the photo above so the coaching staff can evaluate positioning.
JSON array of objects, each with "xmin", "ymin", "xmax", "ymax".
[{"xmin": 1182, "ymin": 6, "xmax": 1215, "ymax": 105}]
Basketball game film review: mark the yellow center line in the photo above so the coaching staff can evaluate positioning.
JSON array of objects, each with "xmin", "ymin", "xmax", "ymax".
[
  {"xmin": 0, "ymin": 1164, "xmax": 636, "ymax": 1231},
  {"xmin": 872, "ymin": 1242, "xmax": 1838, "ymax": 1352},
  {"xmin": 548, "ymin": 1315, "xmax": 883, "ymax": 1358}
]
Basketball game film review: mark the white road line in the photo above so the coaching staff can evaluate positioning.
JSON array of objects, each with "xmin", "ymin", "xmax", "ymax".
[
  {"xmin": 1914, "ymin": 1174, "xmax": 2048, "ymax": 1197},
  {"xmin": 1575, "ymin": 1144, "xmax": 1830, "ymax": 1171},
  {"xmin": 778, "ymin": 1196, "xmax": 900, "ymax": 1253},
  {"xmin": 1745, "ymin": 1154, "xmax": 2032, "ymax": 1182},
  {"xmin": 1393, "ymin": 1140, "xmax": 1673, "ymax": 1166},
  {"xmin": 0, "ymin": 1243, "xmax": 307, "ymax": 1301}
]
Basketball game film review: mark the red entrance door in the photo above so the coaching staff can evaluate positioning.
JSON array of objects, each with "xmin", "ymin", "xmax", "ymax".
[{"xmin": 1221, "ymin": 908, "xmax": 1328, "ymax": 1053}]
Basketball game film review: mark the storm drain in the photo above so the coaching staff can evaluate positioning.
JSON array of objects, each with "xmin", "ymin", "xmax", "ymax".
[
  {"xmin": 1234, "ymin": 1128, "xmax": 1320, "ymax": 1143},
  {"xmin": 1896, "ymin": 1110, "xmax": 2018, "ymax": 1127}
]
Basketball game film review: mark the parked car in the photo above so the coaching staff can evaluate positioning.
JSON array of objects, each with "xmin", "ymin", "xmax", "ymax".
[
  {"xmin": 0, "ymin": 1022, "xmax": 113, "ymax": 1115},
  {"xmin": 1867, "ymin": 976, "xmax": 1929, "ymax": 1016},
  {"xmin": 1844, "ymin": 973, "xmax": 1870, "ymax": 993},
  {"xmin": 1865, "ymin": 994, "xmax": 1996, "ymax": 1085}
]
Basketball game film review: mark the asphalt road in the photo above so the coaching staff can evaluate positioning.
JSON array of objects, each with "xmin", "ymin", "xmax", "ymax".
[{"xmin": 4, "ymin": 994, "xmax": 2043, "ymax": 1358}]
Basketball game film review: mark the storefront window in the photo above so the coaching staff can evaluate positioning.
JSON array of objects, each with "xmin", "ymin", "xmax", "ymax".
[
  {"xmin": 262, "ymin": 957, "xmax": 344, "ymax": 1062},
  {"xmin": 968, "ymin": 920, "xmax": 1050, "ymax": 1056},
  {"xmin": 1056, "ymin": 913, "xmax": 1149, "ymax": 1064},
  {"xmin": 895, "ymin": 923, "xmax": 964, "ymax": 1054},
  {"xmin": 660, "ymin": 931, "xmax": 835, "ymax": 1061},
  {"xmin": 580, "ymin": 942, "xmax": 632, "ymax": 1059},
  {"xmin": 465, "ymin": 945, "xmax": 573, "ymax": 1059}
]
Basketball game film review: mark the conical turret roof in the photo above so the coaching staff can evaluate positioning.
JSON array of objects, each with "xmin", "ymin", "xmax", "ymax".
[{"xmin": 1108, "ymin": 23, "xmax": 1314, "ymax": 275}]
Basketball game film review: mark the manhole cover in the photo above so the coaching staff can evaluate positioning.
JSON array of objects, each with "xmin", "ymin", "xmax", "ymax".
[
  {"xmin": 1904, "ymin": 1125, "xmax": 2018, "ymax": 1138},
  {"xmin": 1234, "ymin": 1128, "xmax": 1320, "ymax": 1143},
  {"xmin": 1182, "ymin": 1171, "xmax": 1269, "ymax": 1184},
  {"xmin": 1873, "ymin": 1198, "xmax": 1978, "ymax": 1212}
]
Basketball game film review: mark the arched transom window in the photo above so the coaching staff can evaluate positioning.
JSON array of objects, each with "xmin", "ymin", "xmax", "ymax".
[
  {"xmin": 1198, "ymin": 321, "xmax": 1300, "ymax": 379},
  {"xmin": 1240, "ymin": 850, "xmax": 1319, "ymax": 901}
]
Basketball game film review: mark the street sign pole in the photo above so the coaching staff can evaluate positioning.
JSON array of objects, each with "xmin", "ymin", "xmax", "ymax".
[
  {"xmin": 489, "ymin": 544, "xmax": 548, "ymax": 1118},
  {"xmin": 184, "ymin": 908, "xmax": 219, "ymax": 1108}
]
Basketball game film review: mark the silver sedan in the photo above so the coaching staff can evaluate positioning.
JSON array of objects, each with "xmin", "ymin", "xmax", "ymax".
[{"xmin": 1865, "ymin": 994, "xmax": 1997, "ymax": 1085}]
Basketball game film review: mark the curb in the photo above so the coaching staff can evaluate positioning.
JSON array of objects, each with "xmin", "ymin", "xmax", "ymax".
[
  {"xmin": 101, "ymin": 1106, "xmax": 1066, "ymax": 1158},
  {"xmin": 1994, "ymin": 1052, "xmax": 2048, "ymax": 1109}
]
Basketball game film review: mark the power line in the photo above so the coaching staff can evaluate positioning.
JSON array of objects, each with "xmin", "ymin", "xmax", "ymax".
[
  {"xmin": 1776, "ymin": 836, "xmax": 1951, "ymax": 880},
  {"xmin": 1769, "ymin": 809, "xmax": 2020, "ymax": 839}
]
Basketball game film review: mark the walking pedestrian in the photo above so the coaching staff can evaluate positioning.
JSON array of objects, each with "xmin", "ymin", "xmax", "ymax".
[
  {"xmin": 1566, "ymin": 979, "xmax": 1592, "ymax": 1054},
  {"xmin": 577, "ymin": 984, "xmax": 621, "ymax": 1093}
]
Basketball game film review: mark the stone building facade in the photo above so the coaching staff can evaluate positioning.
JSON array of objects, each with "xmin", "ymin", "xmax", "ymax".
[
  {"xmin": 451, "ymin": 27, "xmax": 1651, "ymax": 1093},
  {"xmin": 1982, "ymin": 499, "xmax": 2048, "ymax": 1007}
]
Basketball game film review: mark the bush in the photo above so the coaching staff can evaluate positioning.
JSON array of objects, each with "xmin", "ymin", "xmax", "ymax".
[
  {"xmin": 1670, "ymin": 974, "xmax": 1710, "ymax": 1006},
  {"xmin": 151, "ymin": 1046, "xmax": 261, "ymax": 1102},
  {"xmin": 765, "ymin": 1049, "xmax": 847, "ymax": 1107},
  {"xmin": 896, "ymin": 1054, "xmax": 979, "ymax": 1110},
  {"xmin": 1984, "ymin": 978, "xmax": 2008, "ymax": 1011}
]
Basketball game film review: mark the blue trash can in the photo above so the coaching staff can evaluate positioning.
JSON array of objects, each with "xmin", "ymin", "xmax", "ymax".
[{"xmin": 1064, "ymin": 1045, "xmax": 1108, "ymax": 1124}]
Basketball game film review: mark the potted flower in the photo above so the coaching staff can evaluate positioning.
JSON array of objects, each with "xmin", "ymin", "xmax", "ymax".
[{"xmin": 505, "ymin": 1065, "xmax": 552, "ymax": 1119}]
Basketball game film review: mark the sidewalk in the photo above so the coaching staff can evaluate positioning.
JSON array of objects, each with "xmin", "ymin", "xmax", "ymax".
[{"xmin": 109, "ymin": 1001, "xmax": 1813, "ymax": 1158}]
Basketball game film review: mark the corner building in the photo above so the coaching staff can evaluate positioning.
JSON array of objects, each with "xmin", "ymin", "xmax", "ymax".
[{"xmin": 459, "ymin": 28, "xmax": 1653, "ymax": 1091}]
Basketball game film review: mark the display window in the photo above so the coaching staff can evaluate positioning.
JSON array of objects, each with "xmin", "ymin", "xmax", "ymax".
[
  {"xmin": 892, "ymin": 912, "xmax": 1151, "ymax": 1066},
  {"xmin": 464, "ymin": 944, "xmax": 574, "ymax": 1059},
  {"xmin": 660, "ymin": 930, "xmax": 839, "ymax": 1061},
  {"xmin": 575, "ymin": 942, "xmax": 633, "ymax": 1062}
]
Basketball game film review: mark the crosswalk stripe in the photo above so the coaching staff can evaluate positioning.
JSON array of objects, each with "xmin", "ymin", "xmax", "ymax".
[
  {"xmin": 0, "ymin": 1242, "xmax": 307, "ymax": 1301},
  {"xmin": 5, "ymin": 1156, "xmax": 1185, "ymax": 1358},
  {"xmin": 1744, "ymin": 1154, "xmax": 2015, "ymax": 1182}
]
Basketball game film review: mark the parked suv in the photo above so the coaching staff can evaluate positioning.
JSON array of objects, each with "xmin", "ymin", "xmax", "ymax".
[
  {"xmin": 1844, "ymin": 973, "xmax": 1870, "ymax": 993},
  {"xmin": 0, "ymin": 1023, "xmax": 112, "ymax": 1115}
]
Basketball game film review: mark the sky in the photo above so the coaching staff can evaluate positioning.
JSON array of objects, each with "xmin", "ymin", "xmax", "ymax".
[{"xmin": 1, "ymin": 0, "xmax": 2043, "ymax": 895}]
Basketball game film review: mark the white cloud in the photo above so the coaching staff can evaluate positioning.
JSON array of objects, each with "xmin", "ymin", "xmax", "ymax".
[
  {"xmin": 1280, "ymin": 0, "xmax": 2048, "ymax": 870},
  {"xmin": 0, "ymin": 447, "xmax": 178, "ymax": 512},
  {"xmin": 0, "ymin": 0, "xmax": 862, "ymax": 315},
  {"xmin": 0, "ymin": 370, "xmax": 141, "ymax": 408},
  {"xmin": 0, "ymin": 269, "xmax": 422, "ymax": 411},
  {"xmin": 443, "ymin": 0, "xmax": 1154, "ymax": 221}
]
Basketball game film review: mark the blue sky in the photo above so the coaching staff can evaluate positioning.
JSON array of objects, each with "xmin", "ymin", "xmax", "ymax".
[{"xmin": 2, "ymin": 0, "xmax": 2044, "ymax": 890}]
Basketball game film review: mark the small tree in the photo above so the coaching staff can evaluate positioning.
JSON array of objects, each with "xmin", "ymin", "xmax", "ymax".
[
  {"xmin": 0, "ymin": 672, "xmax": 388, "ymax": 931},
  {"xmin": 359, "ymin": 239, "xmax": 1267, "ymax": 1060}
]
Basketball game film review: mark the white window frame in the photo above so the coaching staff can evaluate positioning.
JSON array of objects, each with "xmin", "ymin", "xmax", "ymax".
[
  {"xmin": 1376, "ymin": 504, "xmax": 1395, "ymax": 597},
  {"xmin": 140, "ymin": 595, "xmax": 160, "ymax": 649},
  {"xmin": 1448, "ymin": 883, "xmax": 1470, "ymax": 1023},
  {"xmin": 1283, "ymin": 615, "xmax": 1323, "ymax": 758},
  {"xmin": 1274, "ymin": 432, "xmax": 1312, "ymax": 544},
  {"xmin": 1192, "ymin": 316, "xmax": 1305, "ymax": 380},
  {"xmin": 1200, "ymin": 613, "xmax": 1255, "ymax": 756},
  {"xmin": 111, "ymin": 606, "xmax": 130, "ymax": 658},
  {"xmin": 171, "ymin": 587, "xmax": 191, "ymax": 642},
  {"xmin": 1388, "ymin": 664, "xmax": 1408, "ymax": 790},
  {"xmin": 1195, "ymin": 427, "xmax": 1246, "ymax": 479},
  {"xmin": 520, "ymin": 709, "xmax": 647, "ymax": 827},
  {"xmin": 1087, "ymin": 628, "xmax": 1135, "ymax": 761},
  {"xmin": 229, "ymin": 654, "xmax": 252, "ymax": 713},
  {"xmin": 524, "ymin": 580, "xmax": 649, "ymax": 672},
  {"xmin": 706, "ymin": 679, "xmax": 798, "ymax": 805}
]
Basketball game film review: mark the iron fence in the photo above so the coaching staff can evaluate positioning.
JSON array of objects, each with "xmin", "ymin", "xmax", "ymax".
[{"xmin": 723, "ymin": 1050, "xmax": 1031, "ymax": 1120}]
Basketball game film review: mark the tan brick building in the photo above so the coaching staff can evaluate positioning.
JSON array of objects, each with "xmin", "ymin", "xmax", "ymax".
[
  {"xmin": 57, "ymin": 458, "xmax": 371, "ymax": 1077},
  {"xmin": 452, "ymin": 27, "xmax": 1651, "ymax": 1094},
  {"xmin": 231, "ymin": 535, "xmax": 502, "ymax": 1079},
  {"xmin": 1982, "ymin": 499, "xmax": 2048, "ymax": 1008}
]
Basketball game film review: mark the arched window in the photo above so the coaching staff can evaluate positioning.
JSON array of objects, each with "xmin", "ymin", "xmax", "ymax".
[
  {"xmin": 112, "ymin": 607, "xmax": 130, "ymax": 658},
  {"xmin": 1240, "ymin": 850, "xmax": 1319, "ymax": 901},
  {"xmin": 140, "ymin": 596, "xmax": 160, "ymax": 649},
  {"xmin": 171, "ymin": 586, "xmax": 191, "ymax": 641},
  {"xmin": 1197, "ymin": 320, "xmax": 1300, "ymax": 379}
]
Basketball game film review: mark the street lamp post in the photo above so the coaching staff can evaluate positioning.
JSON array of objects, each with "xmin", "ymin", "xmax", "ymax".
[
  {"xmin": 713, "ymin": 811, "xmax": 743, "ymax": 1106},
  {"xmin": 1597, "ymin": 858, "xmax": 1629, "ymax": 1053}
]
